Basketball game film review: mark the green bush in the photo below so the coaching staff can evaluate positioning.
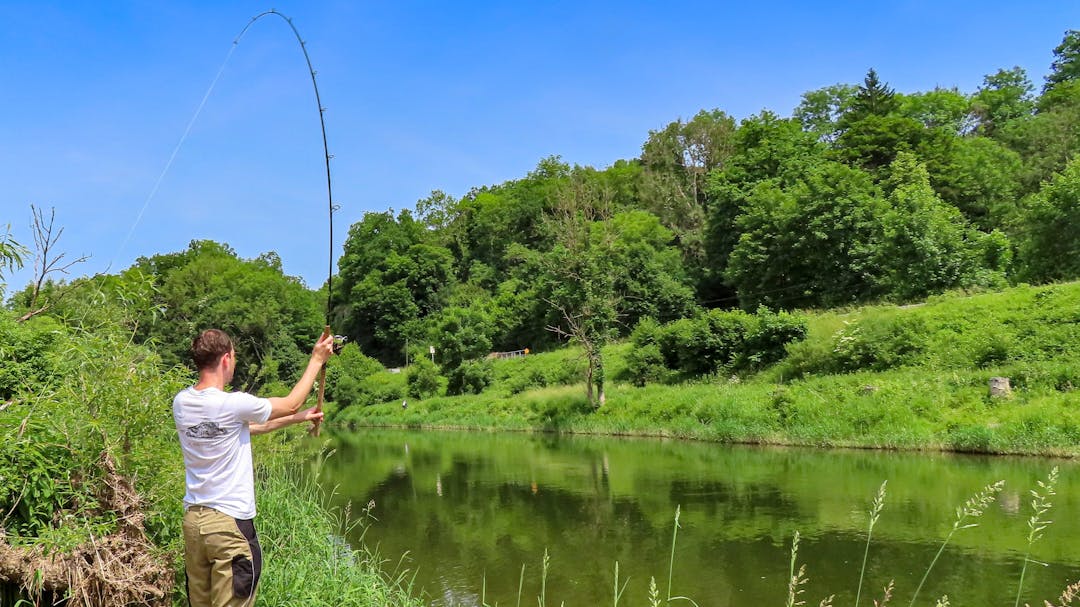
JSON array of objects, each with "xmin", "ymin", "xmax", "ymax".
[
  {"xmin": 831, "ymin": 314, "xmax": 928, "ymax": 371},
  {"xmin": 742, "ymin": 307, "xmax": 809, "ymax": 368},
  {"xmin": 324, "ymin": 343, "xmax": 384, "ymax": 407},
  {"xmin": 626, "ymin": 343, "xmax": 668, "ymax": 387},
  {"xmin": 447, "ymin": 359, "xmax": 493, "ymax": 395},
  {"xmin": 492, "ymin": 350, "xmax": 583, "ymax": 395},
  {"xmin": 0, "ymin": 314, "xmax": 64, "ymax": 400},
  {"xmin": 406, "ymin": 358, "xmax": 443, "ymax": 399},
  {"xmin": 359, "ymin": 371, "xmax": 407, "ymax": 405},
  {"xmin": 642, "ymin": 308, "xmax": 808, "ymax": 380},
  {"xmin": 626, "ymin": 318, "xmax": 668, "ymax": 386}
]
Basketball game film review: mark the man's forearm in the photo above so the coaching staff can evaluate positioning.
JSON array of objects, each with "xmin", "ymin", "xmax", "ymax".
[
  {"xmin": 267, "ymin": 358, "xmax": 324, "ymax": 419},
  {"xmin": 250, "ymin": 409, "xmax": 309, "ymax": 435}
]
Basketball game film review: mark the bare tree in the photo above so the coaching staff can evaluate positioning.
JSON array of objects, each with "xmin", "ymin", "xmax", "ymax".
[{"xmin": 17, "ymin": 205, "xmax": 89, "ymax": 322}]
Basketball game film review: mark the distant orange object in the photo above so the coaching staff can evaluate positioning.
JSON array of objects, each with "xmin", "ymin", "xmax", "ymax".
[{"xmin": 524, "ymin": 348, "xmax": 530, "ymax": 355}]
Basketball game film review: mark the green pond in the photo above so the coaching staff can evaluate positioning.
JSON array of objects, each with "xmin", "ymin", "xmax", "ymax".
[{"xmin": 318, "ymin": 429, "xmax": 1079, "ymax": 607}]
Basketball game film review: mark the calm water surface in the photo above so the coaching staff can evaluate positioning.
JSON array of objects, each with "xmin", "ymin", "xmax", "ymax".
[{"xmin": 318, "ymin": 429, "xmax": 1080, "ymax": 607}]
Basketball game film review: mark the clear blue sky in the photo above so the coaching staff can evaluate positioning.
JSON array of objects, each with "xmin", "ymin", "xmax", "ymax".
[{"xmin": 2, "ymin": 1, "xmax": 1078, "ymax": 294}]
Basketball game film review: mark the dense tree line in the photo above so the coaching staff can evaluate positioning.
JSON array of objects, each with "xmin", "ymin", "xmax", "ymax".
[
  {"xmin": 327, "ymin": 32, "xmax": 1080, "ymax": 391},
  {"xmin": 6, "ymin": 31, "xmax": 1080, "ymax": 405}
]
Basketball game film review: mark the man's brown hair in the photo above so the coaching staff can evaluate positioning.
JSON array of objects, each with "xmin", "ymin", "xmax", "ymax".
[{"xmin": 190, "ymin": 329, "xmax": 233, "ymax": 371}]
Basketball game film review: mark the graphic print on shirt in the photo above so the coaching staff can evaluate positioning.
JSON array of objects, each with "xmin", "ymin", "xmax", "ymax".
[{"xmin": 185, "ymin": 421, "xmax": 228, "ymax": 439}]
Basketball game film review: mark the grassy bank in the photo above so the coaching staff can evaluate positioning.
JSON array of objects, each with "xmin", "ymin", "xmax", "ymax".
[
  {"xmin": 244, "ymin": 454, "xmax": 422, "ymax": 607},
  {"xmin": 0, "ymin": 309, "xmax": 422, "ymax": 607},
  {"xmin": 335, "ymin": 282, "xmax": 1080, "ymax": 456}
]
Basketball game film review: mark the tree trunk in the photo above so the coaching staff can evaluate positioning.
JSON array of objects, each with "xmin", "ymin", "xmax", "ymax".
[
  {"xmin": 585, "ymin": 357, "xmax": 594, "ymax": 404},
  {"xmin": 595, "ymin": 353, "xmax": 606, "ymax": 408}
]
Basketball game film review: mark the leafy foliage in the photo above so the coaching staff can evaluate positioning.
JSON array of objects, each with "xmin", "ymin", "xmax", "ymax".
[
  {"xmin": 324, "ymin": 342, "xmax": 384, "ymax": 408},
  {"xmin": 406, "ymin": 357, "xmax": 443, "ymax": 400},
  {"xmin": 625, "ymin": 307, "xmax": 808, "ymax": 384},
  {"xmin": 1016, "ymin": 156, "xmax": 1080, "ymax": 283},
  {"xmin": 130, "ymin": 240, "xmax": 322, "ymax": 392}
]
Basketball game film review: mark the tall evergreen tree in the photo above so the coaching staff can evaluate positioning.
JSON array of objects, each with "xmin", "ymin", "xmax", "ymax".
[
  {"xmin": 841, "ymin": 68, "xmax": 900, "ymax": 127},
  {"xmin": 1045, "ymin": 30, "xmax": 1080, "ymax": 92}
]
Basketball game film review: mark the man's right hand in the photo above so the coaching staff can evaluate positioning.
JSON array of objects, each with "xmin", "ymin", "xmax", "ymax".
[{"xmin": 312, "ymin": 332, "xmax": 335, "ymax": 365}]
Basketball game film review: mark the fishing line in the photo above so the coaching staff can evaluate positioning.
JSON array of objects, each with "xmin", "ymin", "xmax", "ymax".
[
  {"xmin": 107, "ymin": 9, "xmax": 337, "ymax": 323},
  {"xmin": 110, "ymin": 43, "xmax": 238, "ymax": 278}
]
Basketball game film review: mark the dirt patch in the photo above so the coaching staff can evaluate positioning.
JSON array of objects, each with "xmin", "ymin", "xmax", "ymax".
[{"xmin": 0, "ymin": 452, "xmax": 173, "ymax": 606}]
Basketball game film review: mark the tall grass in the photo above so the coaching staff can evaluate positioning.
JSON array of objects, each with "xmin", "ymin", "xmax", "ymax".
[
  {"xmin": 908, "ymin": 480, "xmax": 1005, "ymax": 607},
  {"xmin": 1014, "ymin": 466, "xmax": 1059, "ymax": 607},
  {"xmin": 855, "ymin": 481, "xmax": 887, "ymax": 607},
  {"xmin": 248, "ymin": 463, "xmax": 422, "ymax": 607},
  {"xmin": 471, "ymin": 471, "xmax": 1070, "ymax": 607}
]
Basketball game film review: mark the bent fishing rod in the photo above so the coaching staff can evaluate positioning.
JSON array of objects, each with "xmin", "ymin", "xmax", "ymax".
[
  {"xmin": 235, "ymin": 10, "xmax": 336, "ymax": 323},
  {"xmin": 233, "ymin": 10, "xmax": 338, "ymax": 434}
]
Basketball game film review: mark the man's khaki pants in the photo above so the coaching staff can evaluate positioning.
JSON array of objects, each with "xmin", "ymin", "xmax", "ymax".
[{"xmin": 182, "ymin": 505, "xmax": 262, "ymax": 607}]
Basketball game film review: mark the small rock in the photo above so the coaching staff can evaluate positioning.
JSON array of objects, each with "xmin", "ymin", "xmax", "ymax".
[{"xmin": 989, "ymin": 377, "xmax": 1012, "ymax": 398}]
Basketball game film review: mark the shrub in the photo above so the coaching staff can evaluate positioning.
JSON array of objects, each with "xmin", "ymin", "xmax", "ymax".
[
  {"xmin": 325, "ymin": 343, "xmax": 384, "ymax": 408},
  {"xmin": 406, "ymin": 358, "xmax": 443, "ymax": 399},
  {"xmin": 626, "ymin": 318, "xmax": 668, "ymax": 386},
  {"xmin": 647, "ymin": 308, "xmax": 808, "ymax": 379},
  {"xmin": 832, "ymin": 314, "xmax": 928, "ymax": 371},
  {"xmin": 0, "ymin": 314, "xmax": 64, "ymax": 400},
  {"xmin": 447, "ymin": 359, "xmax": 493, "ymax": 395},
  {"xmin": 742, "ymin": 307, "xmax": 809, "ymax": 368},
  {"xmin": 626, "ymin": 343, "xmax": 668, "ymax": 386}
]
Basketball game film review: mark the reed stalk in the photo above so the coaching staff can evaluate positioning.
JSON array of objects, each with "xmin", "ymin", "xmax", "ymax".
[
  {"xmin": 855, "ymin": 481, "xmax": 887, "ymax": 607},
  {"xmin": 1014, "ymin": 467, "xmax": 1059, "ymax": 607},
  {"xmin": 908, "ymin": 480, "xmax": 1005, "ymax": 607}
]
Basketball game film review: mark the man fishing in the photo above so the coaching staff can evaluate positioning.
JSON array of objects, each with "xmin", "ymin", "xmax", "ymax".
[{"xmin": 174, "ymin": 328, "xmax": 334, "ymax": 607}]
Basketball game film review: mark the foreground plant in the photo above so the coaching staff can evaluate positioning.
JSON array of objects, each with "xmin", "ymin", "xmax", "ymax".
[
  {"xmin": 787, "ymin": 531, "xmax": 807, "ymax": 607},
  {"xmin": 908, "ymin": 480, "xmax": 1006, "ymax": 607},
  {"xmin": 855, "ymin": 481, "xmax": 887, "ymax": 607},
  {"xmin": 1015, "ymin": 467, "xmax": 1059, "ymax": 607}
]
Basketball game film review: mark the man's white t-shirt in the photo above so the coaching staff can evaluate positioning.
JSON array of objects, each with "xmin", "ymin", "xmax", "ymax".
[{"xmin": 173, "ymin": 386, "xmax": 272, "ymax": 520}]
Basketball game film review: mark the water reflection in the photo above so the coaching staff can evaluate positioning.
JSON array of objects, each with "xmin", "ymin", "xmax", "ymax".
[{"xmin": 317, "ymin": 429, "xmax": 1079, "ymax": 607}]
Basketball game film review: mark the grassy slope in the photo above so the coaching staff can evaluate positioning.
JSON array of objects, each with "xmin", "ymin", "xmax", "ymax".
[{"xmin": 336, "ymin": 282, "xmax": 1080, "ymax": 456}]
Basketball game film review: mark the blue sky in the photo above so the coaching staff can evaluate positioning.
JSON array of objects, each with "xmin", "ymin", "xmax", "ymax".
[{"xmin": 2, "ymin": 1, "xmax": 1078, "ymax": 294}]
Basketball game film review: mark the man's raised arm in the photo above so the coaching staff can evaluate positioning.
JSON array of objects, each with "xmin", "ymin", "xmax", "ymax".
[{"xmin": 264, "ymin": 332, "xmax": 334, "ymax": 421}]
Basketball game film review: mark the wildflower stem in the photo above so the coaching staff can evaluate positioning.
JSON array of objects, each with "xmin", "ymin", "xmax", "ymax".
[
  {"xmin": 1014, "ymin": 467, "xmax": 1058, "ymax": 607},
  {"xmin": 667, "ymin": 505, "xmax": 681, "ymax": 603},
  {"xmin": 855, "ymin": 481, "xmax": 887, "ymax": 607}
]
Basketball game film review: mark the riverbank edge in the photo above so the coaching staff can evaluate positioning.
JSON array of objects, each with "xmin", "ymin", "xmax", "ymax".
[
  {"xmin": 334, "ymin": 420, "xmax": 1080, "ymax": 458},
  {"xmin": 333, "ymin": 367, "xmax": 1080, "ymax": 458},
  {"xmin": 336, "ymin": 283, "xmax": 1080, "ymax": 458}
]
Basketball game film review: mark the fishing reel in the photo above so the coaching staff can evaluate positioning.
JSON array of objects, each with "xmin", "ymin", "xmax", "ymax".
[{"xmin": 332, "ymin": 334, "xmax": 348, "ymax": 354}]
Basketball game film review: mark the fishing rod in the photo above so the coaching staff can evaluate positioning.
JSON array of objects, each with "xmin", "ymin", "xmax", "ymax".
[
  {"xmin": 109, "ymin": 10, "xmax": 340, "ymax": 428},
  {"xmin": 234, "ymin": 10, "xmax": 336, "ymax": 323},
  {"xmin": 233, "ymin": 10, "xmax": 339, "ymax": 435}
]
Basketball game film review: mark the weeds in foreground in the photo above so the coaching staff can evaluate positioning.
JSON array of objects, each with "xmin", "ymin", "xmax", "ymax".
[
  {"xmin": 1015, "ymin": 466, "xmax": 1059, "ymax": 607},
  {"xmin": 474, "ymin": 470, "xmax": 1072, "ymax": 607},
  {"xmin": 855, "ymin": 480, "xmax": 887, "ymax": 607},
  {"xmin": 254, "ymin": 465, "xmax": 421, "ymax": 607},
  {"xmin": 613, "ymin": 562, "xmax": 628, "ymax": 607},
  {"xmin": 908, "ymin": 479, "xmax": 1006, "ymax": 607},
  {"xmin": 1052, "ymin": 578, "xmax": 1080, "ymax": 605},
  {"xmin": 875, "ymin": 580, "xmax": 894, "ymax": 607},
  {"xmin": 787, "ymin": 530, "xmax": 808, "ymax": 607}
]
